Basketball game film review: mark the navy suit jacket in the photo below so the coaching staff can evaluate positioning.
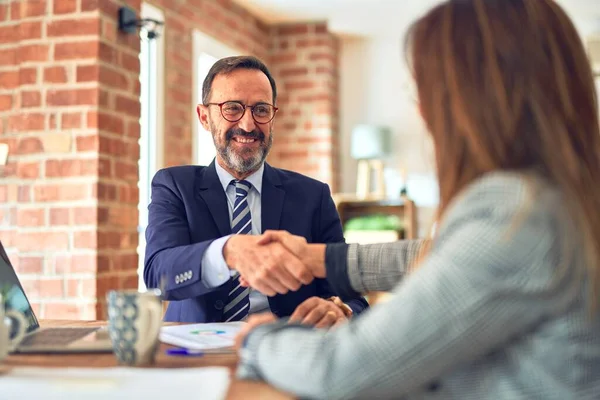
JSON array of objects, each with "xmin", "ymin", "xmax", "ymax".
[{"xmin": 144, "ymin": 161, "xmax": 369, "ymax": 322}]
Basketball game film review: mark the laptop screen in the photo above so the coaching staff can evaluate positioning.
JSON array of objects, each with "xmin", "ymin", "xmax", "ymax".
[{"xmin": 0, "ymin": 242, "xmax": 40, "ymax": 334}]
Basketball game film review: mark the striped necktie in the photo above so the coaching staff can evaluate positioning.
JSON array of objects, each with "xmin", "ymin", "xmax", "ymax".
[{"xmin": 222, "ymin": 180, "xmax": 252, "ymax": 322}]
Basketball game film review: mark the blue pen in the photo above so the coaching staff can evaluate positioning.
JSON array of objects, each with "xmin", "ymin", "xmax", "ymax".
[{"xmin": 165, "ymin": 348, "xmax": 204, "ymax": 357}]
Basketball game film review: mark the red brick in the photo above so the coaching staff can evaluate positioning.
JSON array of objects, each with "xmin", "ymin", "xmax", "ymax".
[
  {"xmin": 17, "ymin": 161, "xmax": 40, "ymax": 179},
  {"xmin": 18, "ymin": 185, "xmax": 31, "ymax": 202},
  {"xmin": 46, "ymin": 88, "xmax": 98, "ymax": 106},
  {"xmin": 99, "ymin": 42, "xmax": 117, "ymax": 63},
  {"xmin": 0, "ymin": 25, "xmax": 16, "ymax": 42},
  {"xmin": 76, "ymin": 135, "xmax": 98, "ymax": 151},
  {"xmin": 19, "ymin": 21, "xmax": 42, "ymax": 40},
  {"xmin": 96, "ymin": 182, "xmax": 117, "ymax": 201},
  {"xmin": 17, "ymin": 232, "xmax": 69, "ymax": 252},
  {"xmin": 43, "ymin": 66, "xmax": 68, "ymax": 83},
  {"xmin": 73, "ymin": 206, "xmax": 97, "ymax": 225},
  {"xmin": 74, "ymin": 230, "xmax": 97, "ymax": 249},
  {"xmin": 0, "ymin": 4, "xmax": 7, "ymax": 21},
  {"xmin": 61, "ymin": 112, "xmax": 82, "ymax": 129},
  {"xmin": 10, "ymin": 1, "xmax": 20, "ymax": 20},
  {"xmin": 97, "ymin": 255, "xmax": 110, "ymax": 273},
  {"xmin": 309, "ymin": 53, "xmax": 335, "ymax": 62},
  {"xmin": 22, "ymin": 0, "xmax": 47, "ymax": 18},
  {"xmin": 118, "ymin": 51, "xmax": 139, "ymax": 72},
  {"xmin": 67, "ymin": 278, "xmax": 97, "ymax": 298},
  {"xmin": 45, "ymin": 159, "xmax": 97, "ymax": 177},
  {"xmin": 0, "ymin": 94, "xmax": 12, "ymax": 111},
  {"xmin": 19, "ymin": 67, "xmax": 37, "ymax": 84},
  {"xmin": 43, "ymin": 303, "xmax": 81, "ymax": 320},
  {"xmin": 18, "ymin": 44, "xmax": 50, "ymax": 63},
  {"xmin": 126, "ymin": 120, "xmax": 139, "ymax": 138},
  {"xmin": 18, "ymin": 256, "xmax": 44, "ymax": 274},
  {"xmin": 115, "ymin": 95, "xmax": 141, "ymax": 118},
  {"xmin": 54, "ymin": 41, "xmax": 99, "ymax": 60},
  {"xmin": 97, "ymin": 111, "xmax": 124, "ymax": 134},
  {"xmin": 50, "ymin": 207, "xmax": 70, "ymax": 225},
  {"xmin": 20, "ymin": 90, "xmax": 41, "ymax": 108},
  {"xmin": 272, "ymin": 53, "xmax": 297, "ymax": 63},
  {"xmin": 34, "ymin": 184, "xmax": 90, "ymax": 202},
  {"xmin": 76, "ymin": 64, "xmax": 98, "ymax": 82},
  {"xmin": 81, "ymin": 0, "xmax": 99, "ymax": 12},
  {"xmin": 315, "ymin": 24, "xmax": 328, "ymax": 34},
  {"xmin": 279, "ymin": 67, "xmax": 308, "ymax": 77},
  {"xmin": 53, "ymin": 0, "xmax": 77, "ymax": 14},
  {"xmin": 48, "ymin": 18, "xmax": 99, "ymax": 37},
  {"xmin": 10, "ymin": 113, "xmax": 45, "ymax": 132},
  {"xmin": 98, "ymin": 157, "xmax": 112, "ymax": 177},
  {"xmin": 55, "ymin": 254, "xmax": 97, "ymax": 274},
  {"xmin": 40, "ymin": 279, "xmax": 65, "ymax": 298},
  {"xmin": 17, "ymin": 208, "xmax": 45, "ymax": 226},
  {"xmin": 98, "ymin": 65, "xmax": 128, "ymax": 88},
  {"xmin": 0, "ymin": 70, "xmax": 18, "ymax": 89},
  {"xmin": 285, "ymin": 81, "xmax": 316, "ymax": 90},
  {"xmin": 0, "ymin": 48, "xmax": 15, "ymax": 66},
  {"xmin": 277, "ymin": 25, "xmax": 309, "ymax": 35}
]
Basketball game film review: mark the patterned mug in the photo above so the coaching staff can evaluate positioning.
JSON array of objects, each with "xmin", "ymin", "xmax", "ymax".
[
  {"xmin": 0, "ymin": 294, "xmax": 28, "ymax": 362},
  {"xmin": 106, "ymin": 289, "xmax": 163, "ymax": 366}
]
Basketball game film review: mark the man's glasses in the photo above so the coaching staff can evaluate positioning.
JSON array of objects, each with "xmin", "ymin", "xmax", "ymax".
[{"xmin": 206, "ymin": 101, "xmax": 278, "ymax": 124}]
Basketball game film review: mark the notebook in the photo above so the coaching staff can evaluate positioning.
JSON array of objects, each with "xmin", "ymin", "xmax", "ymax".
[{"xmin": 159, "ymin": 322, "xmax": 245, "ymax": 352}]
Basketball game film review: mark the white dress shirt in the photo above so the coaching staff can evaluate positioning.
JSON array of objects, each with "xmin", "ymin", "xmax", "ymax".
[{"xmin": 200, "ymin": 161, "xmax": 270, "ymax": 314}]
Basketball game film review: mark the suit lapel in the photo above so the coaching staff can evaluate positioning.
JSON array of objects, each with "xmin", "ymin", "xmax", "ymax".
[
  {"xmin": 196, "ymin": 161, "xmax": 231, "ymax": 237},
  {"xmin": 261, "ymin": 163, "xmax": 285, "ymax": 232}
]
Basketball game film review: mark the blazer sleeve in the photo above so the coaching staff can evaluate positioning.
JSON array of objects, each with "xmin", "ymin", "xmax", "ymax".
[
  {"xmin": 143, "ymin": 168, "xmax": 223, "ymax": 301},
  {"xmin": 236, "ymin": 192, "xmax": 577, "ymax": 400},
  {"xmin": 313, "ymin": 183, "xmax": 369, "ymax": 315},
  {"xmin": 325, "ymin": 239, "xmax": 428, "ymax": 298}
]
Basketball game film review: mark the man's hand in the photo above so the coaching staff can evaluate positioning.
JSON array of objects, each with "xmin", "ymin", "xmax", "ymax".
[
  {"xmin": 234, "ymin": 313, "xmax": 278, "ymax": 351},
  {"xmin": 258, "ymin": 230, "xmax": 327, "ymax": 278},
  {"xmin": 289, "ymin": 296, "xmax": 346, "ymax": 329},
  {"xmin": 223, "ymin": 235, "xmax": 313, "ymax": 296}
]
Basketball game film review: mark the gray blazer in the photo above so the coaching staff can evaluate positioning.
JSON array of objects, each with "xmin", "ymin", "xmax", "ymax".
[{"xmin": 236, "ymin": 172, "xmax": 600, "ymax": 399}]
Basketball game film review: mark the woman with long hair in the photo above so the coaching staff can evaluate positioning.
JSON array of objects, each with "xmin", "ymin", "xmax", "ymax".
[{"xmin": 234, "ymin": 0, "xmax": 600, "ymax": 398}]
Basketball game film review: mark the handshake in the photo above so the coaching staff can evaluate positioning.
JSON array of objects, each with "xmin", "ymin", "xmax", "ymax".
[{"xmin": 223, "ymin": 230, "xmax": 327, "ymax": 297}]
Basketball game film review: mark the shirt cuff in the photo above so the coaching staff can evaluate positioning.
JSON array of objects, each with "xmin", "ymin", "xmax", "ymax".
[{"xmin": 201, "ymin": 235, "xmax": 234, "ymax": 288}]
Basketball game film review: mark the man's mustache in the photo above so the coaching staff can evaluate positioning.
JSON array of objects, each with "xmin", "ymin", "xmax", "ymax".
[{"xmin": 226, "ymin": 128, "xmax": 265, "ymax": 142}]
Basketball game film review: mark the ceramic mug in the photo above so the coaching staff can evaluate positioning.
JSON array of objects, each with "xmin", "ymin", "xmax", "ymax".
[
  {"xmin": 0, "ymin": 294, "xmax": 28, "ymax": 361},
  {"xmin": 106, "ymin": 289, "xmax": 163, "ymax": 366}
]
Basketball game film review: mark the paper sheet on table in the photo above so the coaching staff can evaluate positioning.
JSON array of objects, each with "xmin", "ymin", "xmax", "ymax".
[
  {"xmin": 0, "ymin": 367, "xmax": 230, "ymax": 400},
  {"xmin": 159, "ymin": 322, "xmax": 244, "ymax": 351}
]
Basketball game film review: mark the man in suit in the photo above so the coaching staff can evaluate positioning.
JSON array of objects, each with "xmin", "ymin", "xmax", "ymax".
[{"xmin": 144, "ymin": 55, "xmax": 368, "ymax": 324}]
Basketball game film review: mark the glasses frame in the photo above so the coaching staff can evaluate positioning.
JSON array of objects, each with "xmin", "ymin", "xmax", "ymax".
[{"xmin": 206, "ymin": 101, "xmax": 279, "ymax": 124}]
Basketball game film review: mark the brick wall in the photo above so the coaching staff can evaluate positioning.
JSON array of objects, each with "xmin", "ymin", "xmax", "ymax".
[
  {"xmin": 268, "ymin": 22, "xmax": 340, "ymax": 192},
  {"xmin": 1, "ymin": 0, "xmax": 340, "ymax": 320},
  {"xmin": 0, "ymin": 0, "xmax": 141, "ymax": 319}
]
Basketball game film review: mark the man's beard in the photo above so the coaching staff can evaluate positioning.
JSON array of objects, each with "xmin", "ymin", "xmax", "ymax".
[{"xmin": 212, "ymin": 125, "xmax": 273, "ymax": 174}]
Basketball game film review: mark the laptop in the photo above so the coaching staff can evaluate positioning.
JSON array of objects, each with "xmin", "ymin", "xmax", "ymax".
[{"xmin": 0, "ymin": 241, "xmax": 113, "ymax": 353}]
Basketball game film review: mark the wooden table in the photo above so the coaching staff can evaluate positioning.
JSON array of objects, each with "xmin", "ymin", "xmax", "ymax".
[{"xmin": 3, "ymin": 320, "xmax": 293, "ymax": 400}]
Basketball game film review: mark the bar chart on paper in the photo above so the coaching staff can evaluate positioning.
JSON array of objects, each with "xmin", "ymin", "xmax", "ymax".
[{"xmin": 159, "ymin": 322, "xmax": 244, "ymax": 351}]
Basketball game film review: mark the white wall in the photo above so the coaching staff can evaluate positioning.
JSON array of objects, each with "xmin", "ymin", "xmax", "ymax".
[
  {"xmin": 339, "ymin": 36, "xmax": 437, "ymax": 236},
  {"xmin": 338, "ymin": 11, "xmax": 600, "ymax": 238}
]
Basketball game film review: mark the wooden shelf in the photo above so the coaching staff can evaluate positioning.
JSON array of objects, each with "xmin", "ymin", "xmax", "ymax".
[{"xmin": 332, "ymin": 194, "xmax": 418, "ymax": 240}]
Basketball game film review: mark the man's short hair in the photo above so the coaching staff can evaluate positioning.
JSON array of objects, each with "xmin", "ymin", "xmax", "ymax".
[{"xmin": 202, "ymin": 55, "xmax": 277, "ymax": 105}]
